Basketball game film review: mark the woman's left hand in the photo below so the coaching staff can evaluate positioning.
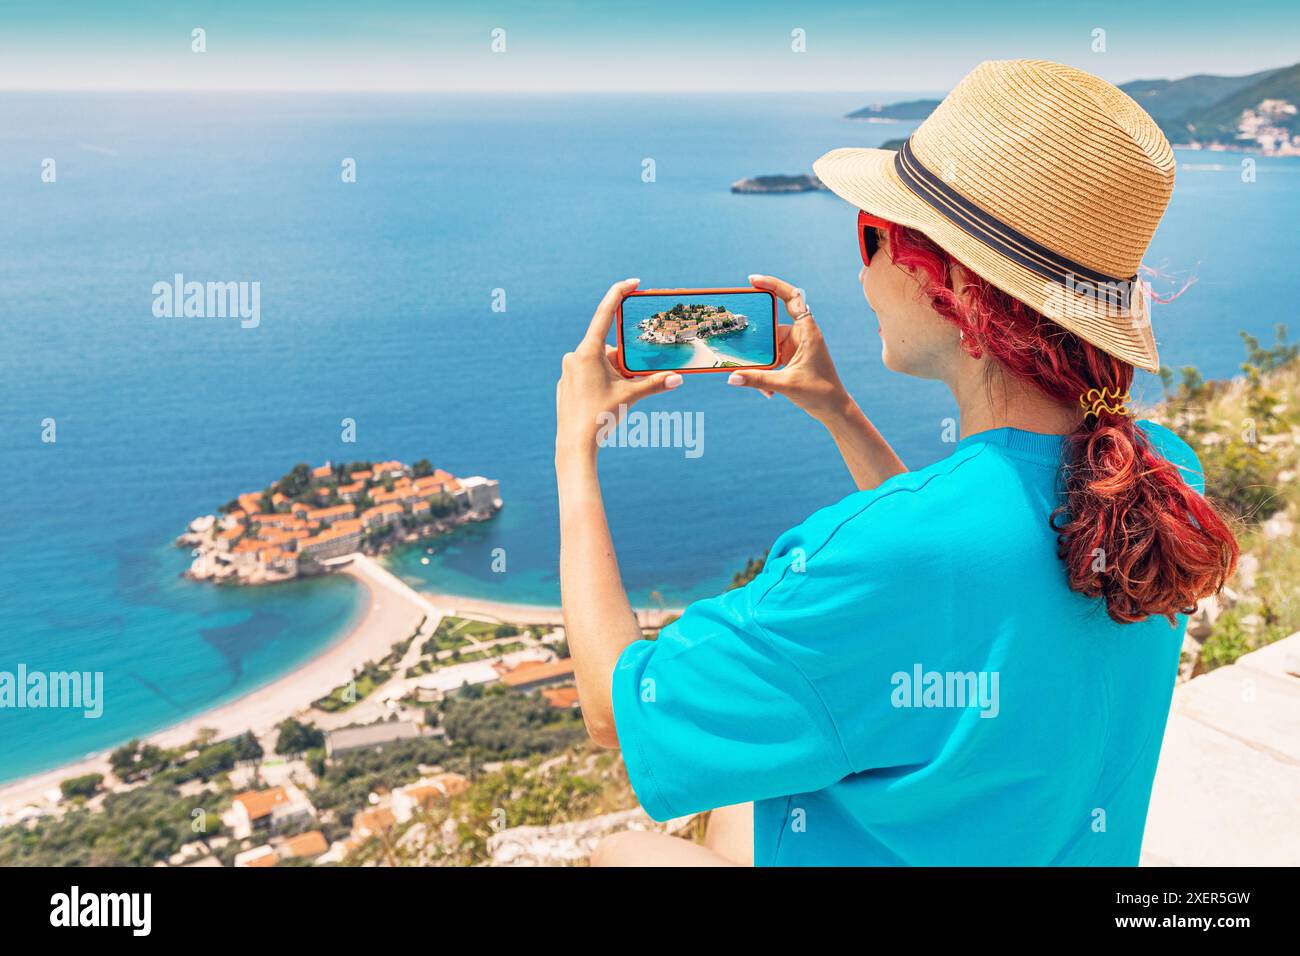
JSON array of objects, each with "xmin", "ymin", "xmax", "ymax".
[{"xmin": 555, "ymin": 278, "xmax": 683, "ymax": 462}]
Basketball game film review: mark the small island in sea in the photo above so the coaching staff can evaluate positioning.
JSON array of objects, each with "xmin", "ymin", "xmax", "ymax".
[
  {"xmin": 731, "ymin": 173, "xmax": 826, "ymax": 194},
  {"xmin": 638, "ymin": 303, "xmax": 748, "ymax": 344},
  {"xmin": 177, "ymin": 459, "xmax": 502, "ymax": 585}
]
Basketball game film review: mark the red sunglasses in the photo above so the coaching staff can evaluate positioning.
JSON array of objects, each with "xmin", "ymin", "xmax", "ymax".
[{"xmin": 857, "ymin": 210, "xmax": 892, "ymax": 267}]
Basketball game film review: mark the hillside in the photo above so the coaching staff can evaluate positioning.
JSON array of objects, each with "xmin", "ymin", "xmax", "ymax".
[
  {"xmin": 1121, "ymin": 67, "xmax": 1281, "ymax": 122},
  {"xmin": 845, "ymin": 62, "xmax": 1300, "ymax": 153},
  {"xmin": 1150, "ymin": 328, "xmax": 1300, "ymax": 677},
  {"xmin": 846, "ymin": 97, "xmax": 940, "ymax": 120},
  {"xmin": 1169, "ymin": 61, "xmax": 1300, "ymax": 144}
]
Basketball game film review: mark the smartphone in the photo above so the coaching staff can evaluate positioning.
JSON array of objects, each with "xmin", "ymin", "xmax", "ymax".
[{"xmin": 616, "ymin": 287, "xmax": 779, "ymax": 376}]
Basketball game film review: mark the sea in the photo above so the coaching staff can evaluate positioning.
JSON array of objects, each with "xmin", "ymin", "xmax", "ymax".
[{"xmin": 1, "ymin": 90, "xmax": 1296, "ymax": 782}]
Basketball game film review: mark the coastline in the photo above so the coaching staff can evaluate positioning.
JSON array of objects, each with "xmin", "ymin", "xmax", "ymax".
[
  {"xmin": 421, "ymin": 591, "xmax": 681, "ymax": 629},
  {"xmin": 0, "ymin": 556, "xmax": 426, "ymax": 817},
  {"xmin": 0, "ymin": 554, "xmax": 680, "ymax": 819},
  {"xmin": 686, "ymin": 336, "xmax": 754, "ymax": 369}
]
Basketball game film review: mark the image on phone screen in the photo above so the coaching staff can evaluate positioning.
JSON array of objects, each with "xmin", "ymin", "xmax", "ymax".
[{"xmin": 619, "ymin": 291, "xmax": 777, "ymax": 372}]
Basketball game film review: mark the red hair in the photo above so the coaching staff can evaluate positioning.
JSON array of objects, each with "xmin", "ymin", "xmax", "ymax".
[{"xmin": 885, "ymin": 222, "xmax": 1238, "ymax": 624}]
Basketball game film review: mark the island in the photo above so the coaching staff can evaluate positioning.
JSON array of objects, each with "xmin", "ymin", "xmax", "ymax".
[
  {"xmin": 638, "ymin": 303, "xmax": 748, "ymax": 344},
  {"xmin": 846, "ymin": 98, "xmax": 941, "ymax": 122},
  {"xmin": 731, "ymin": 173, "xmax": 826, "ymax": 194},
  {"xmin": 177, "ymin": 459, "xmax": 502, "ymax": 585}
]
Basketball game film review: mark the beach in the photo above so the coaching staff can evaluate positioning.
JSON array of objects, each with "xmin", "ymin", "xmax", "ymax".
[
  {"xmin": 0, "ymin": 556, "xmax": 427, "ymax": 818},
  {"xmin": 685, "ymin": 336, "xmax": 752, "ymax": 369},
  {"xmin": 0, "ymin": 555, "xmax": 679, "ymax": 820}
]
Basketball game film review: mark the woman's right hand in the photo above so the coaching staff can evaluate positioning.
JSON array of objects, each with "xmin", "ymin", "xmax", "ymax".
[{"xmin": 729, "ymin": 274, "xmax": 855, "ymax": 425}]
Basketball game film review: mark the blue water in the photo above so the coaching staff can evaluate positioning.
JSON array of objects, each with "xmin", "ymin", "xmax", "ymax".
[
  {"xmin": 1, "ymin": 91, "xmax": 1297, "ymax": 783},
  {"xmin": 621, "ymin": 291, "xmax": 778, "ymax": 371}
]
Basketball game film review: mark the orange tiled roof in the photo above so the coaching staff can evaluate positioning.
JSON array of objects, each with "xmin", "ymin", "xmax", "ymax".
[
  {"xmin": 282, "ymin": 830, "xmax": 329, "ymax": 858},
  {"xmin": 500, "ymin": 658, "xmax": 576, "ymax": 687},
  {"xmin": 302, "ymin": 519, "xmax": 364, "ymax": 548},
  {"xmin": 397, "ymin": 773, "xmax": 468, "ymax": 805},
  {"xmin": 542, "ymin": 686, "xmax": 581, "ymax": 709},
  {"xmin": 233, "ymin": 787, "xmax": 289, "ymax": 821},
  {"xmin": 353, "ymin": 806, "xmax": 395, "ymax": 835},
  {"xmin": 305, "ymin": 504, "xmax": 356, "ymax": 521}
]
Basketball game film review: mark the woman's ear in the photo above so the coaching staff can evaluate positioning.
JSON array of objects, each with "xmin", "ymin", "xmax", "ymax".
[
  {"xmin": 949, "ymin": 262, "xmax": 976, "ymax": 306},
  {"xmin": 946, "ymin": 263, "xmax": 983, "ymax": 358}
]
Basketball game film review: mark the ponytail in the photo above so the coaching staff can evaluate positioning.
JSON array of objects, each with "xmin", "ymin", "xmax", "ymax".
[
  {"xmin": 1054, "ymin": 410, "xmax": 1237, "ymax": 624},
  {"xmin": 886, "ymin": 222, "xmax": 1238, "ymax": 624}
]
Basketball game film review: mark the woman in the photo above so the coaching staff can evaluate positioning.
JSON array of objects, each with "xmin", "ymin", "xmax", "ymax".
[{"xmin": 554, "ymin": 60, "xmax": 1237, "ymax": 866}]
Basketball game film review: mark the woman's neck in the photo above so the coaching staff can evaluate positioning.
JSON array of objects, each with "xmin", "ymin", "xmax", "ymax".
[{"xmin": 948, "ymin": 358, "xmax": 1081, "ymax": 439}]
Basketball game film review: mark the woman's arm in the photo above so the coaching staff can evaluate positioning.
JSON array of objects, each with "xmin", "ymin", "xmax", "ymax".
[
  {"xmin": 555, "ymin": 279, "xmax": 681, "ymax": 747},
  {"xmin": 729, "ymin": 274, "xmax": 906, "ymax": 490},
  {"xmin": 817, "ymin": 395, "xmax": 908, "ymax": 491},
  {"xmin": 556, "ymin": 451, "xmax": 640, "ymax": 747}
]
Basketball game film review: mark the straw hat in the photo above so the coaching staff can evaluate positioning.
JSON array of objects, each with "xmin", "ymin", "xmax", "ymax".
[{"xmin": 813, "ymin": 59, "xmax": 1175, "ymax": 372}]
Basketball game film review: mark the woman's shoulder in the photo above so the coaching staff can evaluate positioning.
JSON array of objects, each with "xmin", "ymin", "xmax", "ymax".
[{"xmin": 769, "ymin": 441, "xmax": 1000, "ymax": 565}]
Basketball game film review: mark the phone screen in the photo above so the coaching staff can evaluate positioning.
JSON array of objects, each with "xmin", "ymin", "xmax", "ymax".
[{"xmin": 619, "ymin": 290, "xmax": 778, "ymax": 372}]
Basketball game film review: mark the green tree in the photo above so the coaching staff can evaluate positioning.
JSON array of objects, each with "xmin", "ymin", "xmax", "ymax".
[
  {"xmin": 60, "ymin": 773, "xmax": 103, "ymax": 801},
  {"xmin": 275, "ymin": 718, "xmax": 325, "ymax": 756}
]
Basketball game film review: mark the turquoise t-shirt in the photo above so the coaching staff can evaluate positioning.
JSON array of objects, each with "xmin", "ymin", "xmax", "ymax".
[{"xmin": 612, "ymin": 421, "xmax": 1203, "ymax": 866}]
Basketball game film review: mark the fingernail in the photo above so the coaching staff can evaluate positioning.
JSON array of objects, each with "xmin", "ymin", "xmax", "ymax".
[
  {"xmin": 760, "ymin": 389, "xmax": 774, "ymax": 399},
  {"xmin": 664, "ymin": 373, "xmax": 683, "ymax": 389},
  {"xmin": 747, "ymin": 274, "xmax": 762, "ymax": 283},
  {"xmin": 727, "ymin": 372, "xmax": 744, "ymax": 385}
]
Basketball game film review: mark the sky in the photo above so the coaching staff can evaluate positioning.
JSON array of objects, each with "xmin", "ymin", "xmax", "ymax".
[{"xmin": 0, "ymin": 0, "xmax": 1296, "ymax": 93}]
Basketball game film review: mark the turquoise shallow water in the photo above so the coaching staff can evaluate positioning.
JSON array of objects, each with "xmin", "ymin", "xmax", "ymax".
[{"xmin": 1, "ymin": 91, "xmax": 1297, "ymax": 782}]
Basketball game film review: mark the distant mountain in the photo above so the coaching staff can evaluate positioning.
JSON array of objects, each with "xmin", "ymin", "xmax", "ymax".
[
  {"xmin": 846, "ymin": 98, "xmax": 941, "ymax": 121},
  {"xmin": 1120, "ymin": 68, "xmax": 1282, "ymax": 123},
  {"xmin": 845, "ymin": 62, "xmax": 1300, "ymax": 154},
  {"xmin": 1169, "ymin": 62, "xmax": 1300, "ymax": 144}
]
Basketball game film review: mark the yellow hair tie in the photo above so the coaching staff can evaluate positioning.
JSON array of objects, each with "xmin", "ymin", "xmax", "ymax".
[{"xmin": 1079, "ymin": 385, "xmax": 1131, "ymax": 420}]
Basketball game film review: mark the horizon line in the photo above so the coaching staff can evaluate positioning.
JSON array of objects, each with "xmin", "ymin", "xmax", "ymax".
[
  {"xmin": 0, "ymin": 86, "xmax": 944, "ymax": 95},
  {"xmin": 3, "ymin": 57, "xmax": 1294, "ymax": 96}
]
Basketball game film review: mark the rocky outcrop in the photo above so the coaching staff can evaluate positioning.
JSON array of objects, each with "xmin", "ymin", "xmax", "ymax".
[{"xmin": 487, "ymin": 807, "xmax": 698, "ymax": 866}]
